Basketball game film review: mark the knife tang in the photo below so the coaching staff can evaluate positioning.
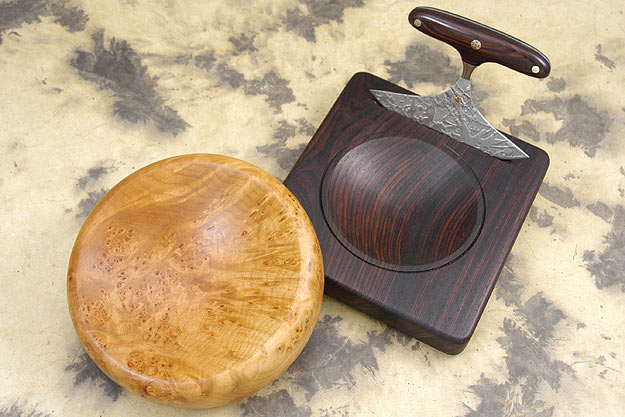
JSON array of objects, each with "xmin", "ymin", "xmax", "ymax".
[{"xmin": 408, "ymin": 7, "xmax": 550, "ymax": 78}]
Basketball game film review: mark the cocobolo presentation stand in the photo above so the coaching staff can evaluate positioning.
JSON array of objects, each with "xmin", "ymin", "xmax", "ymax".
[{"xmin": 284, "ymin": 72, "xmax": 548, "ymax": 354}]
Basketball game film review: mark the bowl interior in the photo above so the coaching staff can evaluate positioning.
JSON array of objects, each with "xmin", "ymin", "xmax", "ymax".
[{"xmin": 321, "ymin": 136, "xmax": 485, "ymax": 272}]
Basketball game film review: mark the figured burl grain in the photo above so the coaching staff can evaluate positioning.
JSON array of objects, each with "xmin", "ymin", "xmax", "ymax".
[{"xmin": 67, "ymin": 154, "xmax": 323, "ymax": 408}]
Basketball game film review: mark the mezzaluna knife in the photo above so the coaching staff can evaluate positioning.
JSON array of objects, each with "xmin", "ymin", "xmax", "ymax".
[{"xmin": 371, "ymin": 7, "xmax": 551, "ymax": 160}]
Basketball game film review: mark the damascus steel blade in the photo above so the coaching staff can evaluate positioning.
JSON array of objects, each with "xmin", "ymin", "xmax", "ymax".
[{"xmin": 371, "ymin": 78, "xmax": 529, "ymax": 160}]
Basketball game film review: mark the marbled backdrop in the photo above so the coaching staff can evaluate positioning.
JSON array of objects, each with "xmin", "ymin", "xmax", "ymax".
[{"xmin": 1, "ymin": 0, "xmax": 624, "ymax": 416}]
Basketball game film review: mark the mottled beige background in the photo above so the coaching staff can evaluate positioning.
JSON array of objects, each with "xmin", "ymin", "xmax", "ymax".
[{"xmin": 0, "ymin": 0, "xmax": 623, "ymax": 416}]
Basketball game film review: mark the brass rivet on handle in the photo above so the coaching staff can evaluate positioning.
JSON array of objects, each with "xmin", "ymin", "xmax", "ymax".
[
  {"xmin": 470, "ymin": 40, "xmax": 481, "ymax": 50},
  {"xmin": 413, "ymin": 19, "xmax": 422, "ymax": 27},
  {"xmin": 531, "ymin": 65, "xmax": 540, "ymax": 74}
]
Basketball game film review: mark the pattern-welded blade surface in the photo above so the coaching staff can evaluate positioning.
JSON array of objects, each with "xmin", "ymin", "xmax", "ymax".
[{"xmin": 371, "ymin": 78, "xmax": 529, "ymax": 159}]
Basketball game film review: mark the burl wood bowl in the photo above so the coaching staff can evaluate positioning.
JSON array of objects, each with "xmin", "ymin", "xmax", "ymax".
[{"xmin": 67, "ymin": 154, "xmax": 324, "ymax": 408}]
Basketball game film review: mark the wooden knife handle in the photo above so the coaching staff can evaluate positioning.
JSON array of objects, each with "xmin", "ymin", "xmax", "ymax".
[{"xmin": 409, "ymin": 7, "xmax": 550, "ymax": 78}]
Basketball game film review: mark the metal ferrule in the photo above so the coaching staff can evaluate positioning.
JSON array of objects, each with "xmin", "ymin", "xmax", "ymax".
[{"xmin": 461, "ymin": 62, "xmax": 477, "ymax": 80}]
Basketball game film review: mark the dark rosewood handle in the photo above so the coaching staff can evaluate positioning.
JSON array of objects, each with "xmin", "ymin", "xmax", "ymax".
[{"xmin": 409, "ymin": 7, "xmax": 550, "ymax": 78}]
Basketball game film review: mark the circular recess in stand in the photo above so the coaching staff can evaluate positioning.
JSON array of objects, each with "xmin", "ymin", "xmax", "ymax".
[{"xmin": 321, "ymin": 136, "xmax": 485, "ymax": 272}]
